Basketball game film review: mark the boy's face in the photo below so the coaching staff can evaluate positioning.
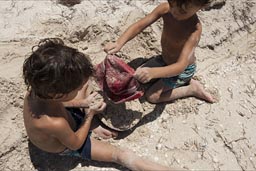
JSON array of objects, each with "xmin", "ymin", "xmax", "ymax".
[
  {"xmin": 168, "ymin": 1, "xmax": 202, "ymax": 20},
  {"xmin": 50, "ymin": 79, "xmax": 88, "ymax": 102},
  {"xmin": 57, "ymin": 89, "xmax": 80, "ymax": 101}
]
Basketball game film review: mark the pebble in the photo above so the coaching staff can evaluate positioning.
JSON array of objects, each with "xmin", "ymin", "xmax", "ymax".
[
  {"xmin": 182, "ymin": 120, "xmax": 187, "ymax": 124},
  {"xmin": 162, "ymin": 122, "xmax": 168, "ymax": 129},
  {"xmin": 156, "ymin": 144, "xmax": 162, "ymax": 150},
  {"xmin": 176, "ymin": 159, "xmax": 180, "ymax": 164},
  {"xmin": 197, "ymin": 101, "xmax": 204, "ymax": 105},
  {"xmin": 11, "ymin": 115, "xmax": 16, "ymax": 120},
  {"xmin": 165, "ymin": 144, "xmax": 174, "ymax": 150},
  {"xmin": 154, "ymin": 156, "xmax": 159, "ymax": 161},
  {"xmin": 82, "ymin": 46, "xmax": 88, "ymax": 50},
  {"xmin": 213, "ymin": 156, "xmax": 219, "ymax": 163}
]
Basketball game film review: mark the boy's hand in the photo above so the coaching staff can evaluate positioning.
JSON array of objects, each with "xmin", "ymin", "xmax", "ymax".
[
  {"xmin": 104, "ymin": 42, "xmax": 122, "ymax": 54},
  {"xmin": 86, "ymin": 92, "xmax": 106, "ymax": 114},
  {"xmin": 88, "ymin": 99, "xmax": 106, "ymax": 114},
  {"xmin": 134, "ymin": 67, "xmax": 154, "ymax": 83}
]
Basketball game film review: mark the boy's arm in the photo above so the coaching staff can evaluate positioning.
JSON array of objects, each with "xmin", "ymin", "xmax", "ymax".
[
  {"xmin": 63, "ymin": 92, "xmax": 103, "ymax": 109},
  {"xmin": 135, "ymin": 22, "xmax": 202, "ymax": 83},
  {"xmin": 43, "ymin": 101, "xmax": 106, "ymax": 150},
  {"xmin": 104, "ymin": 3, "xmax": 169, "ymax": 54},
  {"xmin": 44, "ymin": 112, "xmax": 94, "ymax": 150},
  {"xmin": 62, "ymin": 99, "xmax": 88, "ymax": 108}
]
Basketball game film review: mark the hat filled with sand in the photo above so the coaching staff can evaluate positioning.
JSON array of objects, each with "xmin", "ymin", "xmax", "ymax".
[{"xmin": 94, "ymin": 54, "xmax": 144, "ymax": 104}]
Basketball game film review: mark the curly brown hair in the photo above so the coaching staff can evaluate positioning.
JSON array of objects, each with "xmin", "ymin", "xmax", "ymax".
[
  {"xmin": 23, "ymin": 38, "xmax": 94, "ymax": 99},
  {"xmin": 168, "ymin": 0, "xmax": 212, "ymax": 8}
]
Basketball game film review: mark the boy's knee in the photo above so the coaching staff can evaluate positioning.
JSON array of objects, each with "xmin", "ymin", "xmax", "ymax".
[
  {"xmin": 145, "ymin": 92, "xmax": 160, "ymax": 104},
  {"xmin": 113, "ymin": 149, "xmax": 135, "ymax": 164}
]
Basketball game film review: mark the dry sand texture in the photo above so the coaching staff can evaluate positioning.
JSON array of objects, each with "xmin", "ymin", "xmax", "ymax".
[{"xmin": 0, "ymin": 0, "xmax": 256, "ymax": 170}]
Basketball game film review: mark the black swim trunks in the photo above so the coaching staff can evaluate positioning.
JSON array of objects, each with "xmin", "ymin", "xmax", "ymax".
[{"xmin": 59, "ymin": 108, "xmax": 91, "ymax": 159}]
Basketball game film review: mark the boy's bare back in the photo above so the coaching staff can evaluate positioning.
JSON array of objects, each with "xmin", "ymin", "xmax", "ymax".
[{"xmin": 23, "ymin": 93, "xmax": 72, "ymax": 153}]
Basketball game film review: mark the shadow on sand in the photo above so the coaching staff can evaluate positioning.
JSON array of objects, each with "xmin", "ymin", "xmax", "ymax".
[
  {"xmin": 116, "ymin": 100, "xmax": 166, "ymax": 140},
  {"xmin": 28, "ymin": 141, "xmax": 127, "ymax": 171}
]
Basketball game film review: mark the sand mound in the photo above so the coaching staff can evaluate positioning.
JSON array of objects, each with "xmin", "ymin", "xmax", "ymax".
[{"xmin": 98, "ymin": 99, "xmax": 145, "ymax": 131}]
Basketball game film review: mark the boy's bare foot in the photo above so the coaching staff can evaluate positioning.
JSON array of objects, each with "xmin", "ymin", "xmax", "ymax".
[
  {"xmin": 190, "ymin": 79, "xmax": 216, "ymax": 103},
  {"xmin": 90, "ymin": 117, "xmax": 118, "ymax": 139},
  {"xmin": 93, "ymin": 125, "xmax": 118, "ymax": 139}
]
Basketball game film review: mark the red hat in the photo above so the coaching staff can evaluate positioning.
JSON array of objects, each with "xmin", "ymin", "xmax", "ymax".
[{"xmin": 95, "ymin": 55, "xmax": 144, "ymax": 104}]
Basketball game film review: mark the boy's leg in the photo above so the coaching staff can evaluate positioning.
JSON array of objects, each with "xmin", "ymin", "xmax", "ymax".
[
  {"xmin": 146, "ymin": 79, "xmax": 215, "ymax": 103},
  {"xmin": 90, "ymin": 117, "xmax": 118, "ymax": 139},
  {"xmin": 90, "ymin": 138, "xmax": 172, "ymax": 170}
]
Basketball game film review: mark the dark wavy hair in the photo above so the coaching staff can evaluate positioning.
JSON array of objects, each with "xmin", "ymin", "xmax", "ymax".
[
  {"xmin": 23, "ymin": 38, "xmax": 94, "ymax": 99},
  {"xmin": 168, "ymin": 0, "xmax": 211, "ymax": 8}
]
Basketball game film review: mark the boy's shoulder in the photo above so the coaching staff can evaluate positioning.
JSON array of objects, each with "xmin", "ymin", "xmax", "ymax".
[
  {"xmin": 32, "ymin": 113, "xmax": 69, "ymax": 134},
  {"xmin": 153, "ymin": 2, "xmax": 170, "ymax": 16},
  {"xmin": 25, "ymin": 96, "xmax": 68, "ymax": 132}
]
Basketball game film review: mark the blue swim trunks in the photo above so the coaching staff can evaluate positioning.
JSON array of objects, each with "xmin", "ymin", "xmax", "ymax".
[
  {"xmin": 163, "ymin": 63, "xmax": 196, "ymax": 88},
  {"xmin": 59, "ymin": 108, "xmax": 91, "ymax": 159},
  {"xmin": 143, "ymin": 55, "xmax": 196, "ymax": 89}
]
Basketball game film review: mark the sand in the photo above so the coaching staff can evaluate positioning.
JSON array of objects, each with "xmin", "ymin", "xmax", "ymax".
[{"xmin": 0, "ymin": 0, "xmax": 255, "ymax": 170}]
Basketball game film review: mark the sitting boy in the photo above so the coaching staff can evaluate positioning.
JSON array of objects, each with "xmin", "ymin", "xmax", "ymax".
[
  {"xmin": 22, "ymin": 38, "xmax": 172, "ymax": 170},
  {"xmin": 104, "ymin": 0, "xmax": 215, "ymax": 104}
]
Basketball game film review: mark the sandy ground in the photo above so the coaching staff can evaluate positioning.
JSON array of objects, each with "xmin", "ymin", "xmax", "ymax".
[{"xmin": 0, "ymin": 0, "xmax": 256, "ymax": 170}]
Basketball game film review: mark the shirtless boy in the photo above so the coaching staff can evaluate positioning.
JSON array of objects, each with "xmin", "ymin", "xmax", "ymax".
[
  {"xmin": 23, "ymin": 38, "xmax": 172, "ymax": 170},
  {"xmin": 104, "ymin": 0, "xmax": 215, "ymax": 104}
]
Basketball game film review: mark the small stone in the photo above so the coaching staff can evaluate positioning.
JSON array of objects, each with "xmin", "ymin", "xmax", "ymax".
[
  {"xmin": 14, "ymin": 102, "xmax": 20, "ymax": 108},
  {"xmin": 213, "ymin": 157, "xmax": 219, "ymax": 163},
  {"xmin": 156, "ymin": 144, "xmax": 162, "ymax": 150},
  {"xmin": 182, "ymin": 120, "xmax": 187, "ymax": 124},
  {"xmin": 154, "ymin": 156, "xmax": 159, "ymax": 161},
  {"xmin": 176, "ymin": 159, "xmax": 180, "ymax": 164},
  {"xmin": 82, "ymin": 46, "xmax": 88, "ymax": 50},
  {"xmin": 77, "ymin": 163, "xmax": 82, "ymax": 168}
]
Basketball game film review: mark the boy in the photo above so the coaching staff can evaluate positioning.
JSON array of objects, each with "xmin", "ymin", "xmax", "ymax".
[
  {"xmin": 104, "ymin": 0, "xmax": 215, "ymax": 104},
  {"xmin": 23, "ymin": 38, "xmax": 172, "ymax": 170}
]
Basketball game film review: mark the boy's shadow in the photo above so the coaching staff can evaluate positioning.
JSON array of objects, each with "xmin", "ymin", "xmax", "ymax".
[
  {"xmin": 116, "ymin": 101, "xmax": 166, "ymax": 139},
  {"xmin": 115, "ymin": 57, "xmax": 166, "ymax": 139},
  {"xmin": 28, "ymin": 141, "xmax": 125, "ymax": 171}
]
